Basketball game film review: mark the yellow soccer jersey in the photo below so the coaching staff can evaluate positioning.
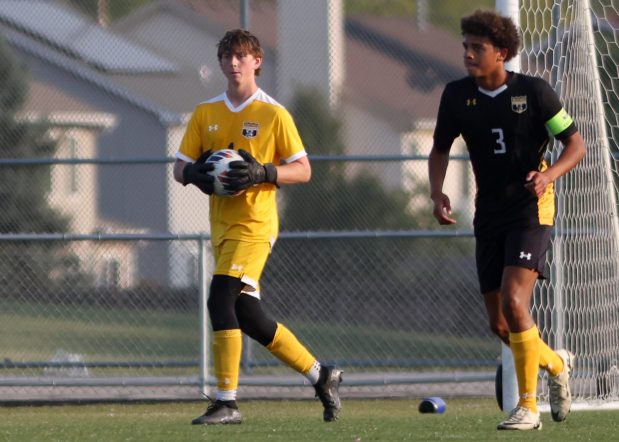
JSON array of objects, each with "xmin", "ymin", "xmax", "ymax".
[{"xmin": 176, "ymin": 89, "xmax": 307, "ymax": 246}]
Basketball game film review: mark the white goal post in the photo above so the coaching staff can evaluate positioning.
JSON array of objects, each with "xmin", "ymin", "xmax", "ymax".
[{"xmin": 497, "ymin": 0, "xmax": 619, "ymax": 411}]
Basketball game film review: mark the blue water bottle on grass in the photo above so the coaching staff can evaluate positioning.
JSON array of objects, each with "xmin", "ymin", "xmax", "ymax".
[{"xmin": 418, "ymin": 397, "xmax": 446, "ymax": 414}]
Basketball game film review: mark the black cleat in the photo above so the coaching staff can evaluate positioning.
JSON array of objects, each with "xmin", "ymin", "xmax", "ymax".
[
  {"xmin": 191, "ymin": 400, "xmax": 242, "ymax": 425},
  {"xmin": 314, "ymin": 365, "xmax": 343, "ymax": 422}
]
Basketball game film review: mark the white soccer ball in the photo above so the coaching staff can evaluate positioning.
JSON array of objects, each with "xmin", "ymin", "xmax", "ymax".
[{"xmin": 206, "ymin": 149, "xmax": 246, "ymax": 197}]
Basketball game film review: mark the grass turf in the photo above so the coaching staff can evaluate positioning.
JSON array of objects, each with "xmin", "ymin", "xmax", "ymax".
[{"xmin": 1, "ymin": 398, "xmax": 618, "ymax": 441}]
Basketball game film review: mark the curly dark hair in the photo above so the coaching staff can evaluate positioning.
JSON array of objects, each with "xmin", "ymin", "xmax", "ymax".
[
  {"xmin": 217, "ymin": 29, "xmax": 264, "ymax": 76},
  {"xmin": 461, "ymin": 10, "xmax": 521, "ymax": 62}
]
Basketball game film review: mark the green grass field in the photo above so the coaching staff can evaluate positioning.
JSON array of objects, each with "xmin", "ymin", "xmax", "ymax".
[
  {"xmin": 0, "ymin": 300, "xmax": 498, "ymax": 373},
  {"xmin": 1, "ymin": 398, "xmax": 617, "ymax": 442}
]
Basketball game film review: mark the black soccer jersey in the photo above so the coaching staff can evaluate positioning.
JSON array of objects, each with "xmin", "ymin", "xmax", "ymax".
[{"xmin": 433, "ymin": 73, "xmax": 577, "ymax": 237}]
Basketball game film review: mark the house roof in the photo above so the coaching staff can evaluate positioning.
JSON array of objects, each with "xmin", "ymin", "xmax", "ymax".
[
  {"xmin": 345, "ymin": 16, "xmax": 464, "ymax": 128},
  {"xmin": 171, "ymin": 0, "xmax": 465, "ymax": 129},
  {"xmin": 1, "ymin": 22, "xmax": 182, "ymax": 125},
  {"xmin": 110, "ymin": 0, "xmax": 276, "ymax": 114},
  {"xmin": 175, "ymin": 0, "xmax": 279, "ymax": 48},
  {"xmin": 0, "ymin": 0, "xmax": 177, "ymax": 74},
  {"xmin": 0, "ymin": 0, "xmax": 465, "ymax": 131}
]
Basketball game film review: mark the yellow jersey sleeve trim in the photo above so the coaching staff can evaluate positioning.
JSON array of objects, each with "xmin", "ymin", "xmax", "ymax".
[{"xmin": 545, "ymin": 108, "xmax": 573, "ymax": 135}]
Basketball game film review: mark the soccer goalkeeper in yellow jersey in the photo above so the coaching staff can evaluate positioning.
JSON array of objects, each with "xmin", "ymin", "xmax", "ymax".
[
  {"xmin": 429, "ymin": 10, "xmax": 585, "ymax": 431},
  {"xmin": 173, "ymin": 29, "xmax": 342, "ymax": 425}
]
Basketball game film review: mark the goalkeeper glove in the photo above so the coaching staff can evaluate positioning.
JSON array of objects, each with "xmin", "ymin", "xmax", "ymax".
[
  {"xmin": 182, "ymin": 150, "xmax": 215, "ymax": 195},
  {"xmin": 225, "ymin": 149, "xmax": 278, "ymax": 191}
]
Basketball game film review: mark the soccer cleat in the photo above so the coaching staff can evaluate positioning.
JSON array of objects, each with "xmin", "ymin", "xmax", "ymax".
[
  {"xmin": 548, "ymin": 349, "xmax": 575, "ymax": 422},
  {"xmin": 497, "ymin": 406, "xmax": 542, "ymax": 431},
  {"xmin": 314, "ymin": 365, "xmax": 343, "ymax": 422},
  {"xmin": 191, "ymin": 400, "xmax": 242, "ymax": 425}
]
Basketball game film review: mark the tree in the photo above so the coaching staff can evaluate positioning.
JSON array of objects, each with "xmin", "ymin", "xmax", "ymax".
[
  {"xmin": 280, "ymin": 87, "xmax": 433, "ymax": 231},
  {"xmin": 344, "ymin": 0, "xmax": 494, "ymax": 20},
  {"xmin": 264, "ymin": 92, "xmax": 480, "ymax": 339},
  {"xmin": 0, "ymin": 35, "xmax": 75, "ymax": 294}
]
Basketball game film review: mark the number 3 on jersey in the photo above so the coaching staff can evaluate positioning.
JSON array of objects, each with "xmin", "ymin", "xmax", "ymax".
[{"xmin": 492, "ymin": 128, "xmax": 506, "ymax": 154}]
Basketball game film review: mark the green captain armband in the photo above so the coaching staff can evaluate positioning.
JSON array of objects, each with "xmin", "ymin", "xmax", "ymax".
[{"xmin": 545, "ymin": 108, "xmax": 573, "ymax": 135}]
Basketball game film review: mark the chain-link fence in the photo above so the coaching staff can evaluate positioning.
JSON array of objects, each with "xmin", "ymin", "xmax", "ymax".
[
  {"xmin": 0, "ymin": 162, "xmax": 493, "ymax": 402},
  {"xmin": 1, "ymin": 0, "xmax": 617, "ymax": 404}
]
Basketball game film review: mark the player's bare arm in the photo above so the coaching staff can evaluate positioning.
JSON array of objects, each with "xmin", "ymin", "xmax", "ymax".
[
  {"xmin": 274, "ymin": 155, "xmax": 311, "ymax": 185},
  {"xmin": 172, "ymin": 156, "xmax": 215, "ymax": 195},
  {"xmin": 524, "ymin": 131, "xmax": 586, "ymax": 197},
  {"xmin": 428, "ymin": 147, "xmax": 456, "ymax": 225},
  {"xmin": 172, "ymin": 159, "xmax": 187, "ymax": 184}
]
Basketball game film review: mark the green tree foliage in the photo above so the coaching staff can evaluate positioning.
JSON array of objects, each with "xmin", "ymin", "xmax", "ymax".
[
  {"xmin": 0, "ymin": 36, "xmax": 67, "ymax": 231},
  {"xmin": 345, "ymin": 0, "xmax": 416, "ymax": 16},
  {"xmin": 345, "ymin": 0, "xmax": 495, "ymax": 35},
  {"xmin": 0, "ymin": 35, "xmax": 79, "ymax": 293},
  {"xmin": 427, "ymin": 0, "xmax": 494, "ymax": 32},
  {"xmin": 68, "ymin": 0, "xmax": 493, "ymax": 33},
  {"xmin": 281, "ymin": 88, "xmax": 433, "ymax": 231},
  {"xmin": 269, "ymin": 89, "xmax": 478, "ymax": 330}
]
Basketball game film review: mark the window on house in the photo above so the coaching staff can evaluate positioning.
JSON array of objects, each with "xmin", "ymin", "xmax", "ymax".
[{"xmin": 103, "ymin": 259, "xmax": 121, "ymax": 288}]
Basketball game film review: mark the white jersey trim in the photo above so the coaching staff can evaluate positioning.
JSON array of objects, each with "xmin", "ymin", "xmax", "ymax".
[
  {"xmin": 203, "ymin": 92, "xmax": 226, "ymax": 105},
  {"xmin": 478, "ymin": 84, "xmax": 508, "ymax": 98},
  {"xmin": 285, "ymin": 151, "xmax": 308, "ymax": 163},
  {"xmin": 210, "ymin": 88, "xmax": 284, "ymax": 113},
  {"xmin": 175, "ymin": 152, "xmax": 195, "ymax": 162}
]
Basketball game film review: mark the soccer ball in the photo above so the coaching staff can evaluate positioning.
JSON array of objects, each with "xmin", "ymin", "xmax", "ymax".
[{"xmin": 206, "ymin": 149, "xmax": 245, "ymax": 197}]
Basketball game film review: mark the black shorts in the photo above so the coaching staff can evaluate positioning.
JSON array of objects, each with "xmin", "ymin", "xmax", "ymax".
[{"xmin": 475, "ymin": 225, "xmax": 552, "ymax": 294}]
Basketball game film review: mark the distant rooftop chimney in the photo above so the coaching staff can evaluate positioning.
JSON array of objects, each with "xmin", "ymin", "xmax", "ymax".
[
  {"xmin": 98, "ymin": 0, "xmax": 109, "ymax": 28},
  {"xmin": 416, "ymin": 0, "xmax": 428, "ymax": 31}
]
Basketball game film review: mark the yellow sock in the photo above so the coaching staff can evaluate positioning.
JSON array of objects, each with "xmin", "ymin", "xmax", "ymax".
[
  {"xmin": 267, "ymin": 323, "xmax": 316, "ymax": 374},
  {"xmin": 539, "ymin": 340, "xmax": 564, "ymax": 376},
  {"xmin": 510, "ymin": 326, "xmax": 540, "ymax": 413},
  {"xmin": 213, "ymin": 329, "xmax": 242, "ymax": 393}
]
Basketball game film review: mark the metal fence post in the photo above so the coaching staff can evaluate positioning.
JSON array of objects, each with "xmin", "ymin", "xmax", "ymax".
[{"xmin": 198, "ymin": 237, "xmax": 209, "ymax": 397}]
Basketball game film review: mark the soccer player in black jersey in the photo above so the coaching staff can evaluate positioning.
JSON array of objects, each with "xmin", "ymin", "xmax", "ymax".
[{"xmin": 429, "ymin": 10, "xmax": 585, "ymax": 431}]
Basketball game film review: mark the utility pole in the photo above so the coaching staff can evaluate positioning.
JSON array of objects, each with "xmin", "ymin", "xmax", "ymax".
[{"xmin": 240, "ymin": 0, "xmax": 250, "ymax": 29}]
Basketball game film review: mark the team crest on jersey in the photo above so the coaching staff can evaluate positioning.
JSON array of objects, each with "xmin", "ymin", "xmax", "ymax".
[
  {"xmin": 511, "ymin": 96, "xmax": 527, "ymax": 113},
  {"xmin": 242, "ymin": 122, "xmax": 259, "ymax": 139}
]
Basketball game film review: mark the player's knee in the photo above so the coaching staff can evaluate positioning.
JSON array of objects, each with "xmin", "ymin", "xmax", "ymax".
[
  {"xmin": 235, "ymin": 294, "xmax": 277, "ymax": 346},
  {"xmin": 501, "ymin": 290, "xmax": 531, "ymax": 318},
  {"xmin": 207, "ymin": 275, "xmax": 244, "ymax": 330},
  {"xmin": 490, "ymin": 322, "xmax": 510, "ymax": 344}
]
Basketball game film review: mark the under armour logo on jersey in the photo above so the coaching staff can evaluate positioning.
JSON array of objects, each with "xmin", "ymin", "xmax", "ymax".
[
  {"xmin": 466, "ymin": 98, "xmax": 477, "ymax": 106},
  {"xmin": 208, "ymin": 124, "xmax": 218, "ymax": 132},
  {"xmin": 231, "ymin": 263, "xmax": 244, "ymax": 272},
  {"xmin": 519, "ymin": 251, "xmax": 532, "ymax": 260}
]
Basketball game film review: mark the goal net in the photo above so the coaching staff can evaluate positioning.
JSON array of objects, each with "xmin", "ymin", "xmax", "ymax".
[{"xmin": 517, "ymin": 0, "xmax": 619, "ymax": 408}]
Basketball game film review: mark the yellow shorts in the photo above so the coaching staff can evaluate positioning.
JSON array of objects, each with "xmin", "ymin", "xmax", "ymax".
[{"xmin": 213, "ymin": 240, "xmax": 272, "ymax": 299}]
